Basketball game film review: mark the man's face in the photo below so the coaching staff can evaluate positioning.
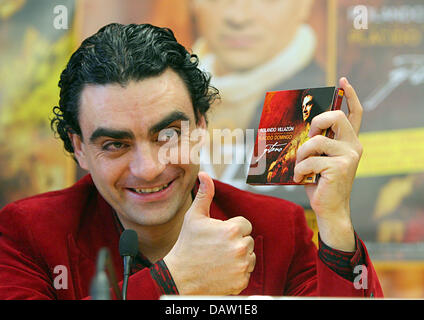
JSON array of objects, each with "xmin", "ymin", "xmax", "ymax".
[
  {"xmin": 302, "ymin": 94, "xmax": 313, "ymax": 121},
  {"xmin": 71, "ymin": 69, "xmax": 204, "ymax": 228},
  {"xmin": 191, "ymin": 0, "xmax": 312, "ymax": 75}
]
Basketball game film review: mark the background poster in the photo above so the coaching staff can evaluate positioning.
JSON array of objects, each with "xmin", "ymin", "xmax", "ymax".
[
  {"xmin": 0, "ymin": 0, "xmax": 76, "ymax": 207},
  {"xmin": 337, "ymin": 0, "xmax": 424, "ymax": 249},
  {"xmin": 336, "ymin": 0, "xmax": 424, "ymax": 297}
]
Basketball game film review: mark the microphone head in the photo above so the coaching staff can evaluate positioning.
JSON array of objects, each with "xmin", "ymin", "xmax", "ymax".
[{"xmin": 119, "ymin": 229, "xmax": 139, "ymax": 257}]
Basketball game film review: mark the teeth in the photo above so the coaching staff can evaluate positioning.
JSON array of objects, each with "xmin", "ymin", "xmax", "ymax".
[{"xmin": 132, "ymin": 183, "xmax": 169, "ymax": 194}]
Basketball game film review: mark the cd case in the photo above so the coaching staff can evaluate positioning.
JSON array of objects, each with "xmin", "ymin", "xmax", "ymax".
[{"xmin": 246, "ymin": 87, "xmax": 344, "ymax": 185}]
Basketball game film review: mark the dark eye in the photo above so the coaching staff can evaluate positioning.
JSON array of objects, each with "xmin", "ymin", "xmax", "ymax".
[
  {"xmin": 102, "ymin": 141, "xmax": 127, "ymax": 152},
  {"xmin": 158, "ymin": 128, "xmax": 181, "ymax": 142}
]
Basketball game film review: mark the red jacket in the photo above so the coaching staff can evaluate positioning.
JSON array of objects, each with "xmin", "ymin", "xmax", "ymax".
[{"xmin": 0, "ymin": 175, "xmax": 382, "ymax": 299}]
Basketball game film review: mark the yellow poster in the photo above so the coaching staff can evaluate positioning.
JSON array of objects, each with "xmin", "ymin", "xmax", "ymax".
[{"xmin": 0, "ymin": 0, "xmax": 76, "ymax": 207}]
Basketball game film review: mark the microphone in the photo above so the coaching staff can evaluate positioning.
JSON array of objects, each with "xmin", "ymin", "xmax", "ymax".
[
  {"xmin": 119, "ymin": 229, "xmax": 139, "ymax": 300},
  {"xmin": 90, "ymin": 247, "xmax": 122, "ymax": 300}
]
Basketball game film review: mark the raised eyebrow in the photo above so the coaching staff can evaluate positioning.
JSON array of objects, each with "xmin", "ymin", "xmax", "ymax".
[
  {"xmin": 89, "ymin": 127, "xmax": 135, "ymax": 144},
  {"xmin": 149, "ymin": 111, "xmax": 190, "ymax": 135}
]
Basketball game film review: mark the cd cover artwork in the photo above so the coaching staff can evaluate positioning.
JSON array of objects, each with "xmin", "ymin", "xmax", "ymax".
[{"xmin": 246, "ymin": 87, "xmax": 344, "ymax": 185}]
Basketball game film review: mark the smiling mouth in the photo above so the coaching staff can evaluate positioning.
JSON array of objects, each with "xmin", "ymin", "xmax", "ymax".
[{"xmin": 127, "ymin": 180, "xmax": 173, "ymax": 195}]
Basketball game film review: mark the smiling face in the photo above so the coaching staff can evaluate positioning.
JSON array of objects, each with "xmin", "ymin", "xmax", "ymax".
[
  {"xmin": 191, "ymin": 0, "xmax": 313, "ymax": 75},
  {"xmin": 71, "ymin": 69, "xmax": 204, "ymax": 228}
]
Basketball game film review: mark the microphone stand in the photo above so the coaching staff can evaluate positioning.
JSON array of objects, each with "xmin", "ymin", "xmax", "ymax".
[
  {"xmin": 122, "ymin": 255, "xmax": 133, "ymax": 300},
  {"xmin": 119, "ymin": 229, "xmax": 138, "ymax": 300}
]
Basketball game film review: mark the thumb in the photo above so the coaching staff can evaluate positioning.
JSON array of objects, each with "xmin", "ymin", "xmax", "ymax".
[{"xmin": 189, "ymin": 171, "xmax": 215, "ymax": 217}]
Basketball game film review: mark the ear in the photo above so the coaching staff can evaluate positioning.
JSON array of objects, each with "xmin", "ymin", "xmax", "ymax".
[{"xmin": 68, "ymin": 132, "xmax": 89, "ymax": 171}]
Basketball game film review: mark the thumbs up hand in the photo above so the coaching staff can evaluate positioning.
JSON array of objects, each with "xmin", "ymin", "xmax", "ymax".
[
  {"xmin": 164, "ymin": 172, "xmax": 256, "ymax": 296},
  {"xmin": 186, "ymin": 171, "xmax": 215, "ymax": 219}
]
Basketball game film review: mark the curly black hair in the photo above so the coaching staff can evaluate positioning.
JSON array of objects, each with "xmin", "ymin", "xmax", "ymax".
[{"xmin": 51, "ymin": 23, "xmax": 219, "ymax": 156}]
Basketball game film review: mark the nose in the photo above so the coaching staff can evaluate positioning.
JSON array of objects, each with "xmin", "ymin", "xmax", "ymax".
[
  {"xmin": 129, "ymin": 143, "xmax": 166, "ymax": 182},
  {"xmin": 223, "ymin": 0, "xmax": 254, "ymax": 28}
]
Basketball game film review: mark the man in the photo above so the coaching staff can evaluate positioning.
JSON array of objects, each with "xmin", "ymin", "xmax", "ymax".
[
  {"xmin": 0, "ymin": 23, "xmax": 382, "ymax": 299},
  {"xmin": 302, "ymin": 93, "xmax": 314, "ymax": 122}
]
